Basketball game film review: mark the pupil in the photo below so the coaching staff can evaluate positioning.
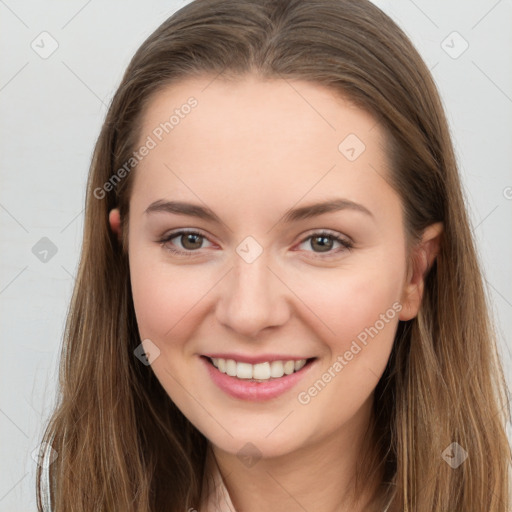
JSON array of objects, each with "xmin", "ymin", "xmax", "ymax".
[
  {"xmin": 312, "ymin": 235, "xmax": 332, "ymax": 252},
  {"xmin": 182, "ymin": 234, "xmax": 202, "ymax": 249}
]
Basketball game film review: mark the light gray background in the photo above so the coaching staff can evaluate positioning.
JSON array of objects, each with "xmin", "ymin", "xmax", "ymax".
[{"xmin": 1, "ymin": 1, "xmax": 511, "ymax": 509}]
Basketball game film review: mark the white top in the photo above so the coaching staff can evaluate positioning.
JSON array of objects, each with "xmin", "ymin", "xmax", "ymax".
[{"xmin": 199, "ymin": 443, "xmax": 237, "ymax": 512}]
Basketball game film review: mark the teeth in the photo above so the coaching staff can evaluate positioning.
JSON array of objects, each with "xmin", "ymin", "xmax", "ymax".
[
  {"xmin": 270, "ymin": 361, "xmax": 283, "ymax": 378},
  {"xmin": 225, "ymin": 359, "xmax": 237, "ymax": 377},
  {"xmin": 210, "ymin": 357, "xmax": 308, "ymax": 380},
  {"xmin": 253, "ymin": 362, "xmax": 271, "ymax": 380},
  {"xmin": 236, "ymin": 362, "xmax": 253, "ymax": 379},
  {"xmin": 283, "ymin": 360, "xmax": 295, "ymax": 375}
]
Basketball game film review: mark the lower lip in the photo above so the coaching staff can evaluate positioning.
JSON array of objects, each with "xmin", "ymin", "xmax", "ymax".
[{"xmin": 201, "ymin": 356, "xmax": 317, "ymax": 402}]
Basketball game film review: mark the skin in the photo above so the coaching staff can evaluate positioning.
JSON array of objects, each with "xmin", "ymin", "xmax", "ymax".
[{"xmin": 109, "ymin": 75, "xmax": 442, "ymax": 512}]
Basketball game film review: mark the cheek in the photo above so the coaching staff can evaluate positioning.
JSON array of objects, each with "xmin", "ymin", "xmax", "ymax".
[
  {"xmin": 130, "ymin": 268, "xmax": 206, "ymax": 345},
  {"xmin": 129, "ymin": 247, "xmax": 196, "ymax": 341},
  {"xmin": 293, "ymin": 252, "xmax": 405, "ymax": 403},
  {"xmin": 294, "ymin": 265, "xmax": 403, "ymax": 431},
  {"xmin": 299, "ymin": 257, "xmax": 405, "ymax": 347}
]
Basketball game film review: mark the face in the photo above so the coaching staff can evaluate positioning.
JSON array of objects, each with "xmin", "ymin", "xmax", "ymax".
[{"xmin": 116, "ymin": 75, "xmax": 422, "ymax": 459}]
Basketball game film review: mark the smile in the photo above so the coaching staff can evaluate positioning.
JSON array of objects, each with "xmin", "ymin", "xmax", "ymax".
[
  {"xmin": 201, "ymin": 356, "xmax": 317, "ymax": 401},
  {"xmin": 209, "ymin": 357, "xmax": 308, "ymax": 381}
]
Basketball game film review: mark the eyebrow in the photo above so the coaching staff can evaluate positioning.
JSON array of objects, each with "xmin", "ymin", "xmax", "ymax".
[
  {"xmin": 281, "ymin": 198, "xmax": 373, "ymax": 222},
  {"xmin": 144, "ymin": 198, "xmax": 373, "ymax": 223}
]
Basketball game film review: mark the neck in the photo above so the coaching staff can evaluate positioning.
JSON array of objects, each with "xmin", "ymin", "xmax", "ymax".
[{"xmin": 210, "ymin": 396, "xmax": 384, "ymax": 512}]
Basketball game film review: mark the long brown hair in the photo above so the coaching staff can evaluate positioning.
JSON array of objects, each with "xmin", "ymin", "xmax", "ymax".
[{"xmin": 36, "ymin": 0, "xmax": 511, "ymax": 510}]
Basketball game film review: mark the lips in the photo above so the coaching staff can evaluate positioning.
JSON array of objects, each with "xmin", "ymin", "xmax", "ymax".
[{"xmin": 201, "ymin": 355, "xmax": 317, "ymax": 401}]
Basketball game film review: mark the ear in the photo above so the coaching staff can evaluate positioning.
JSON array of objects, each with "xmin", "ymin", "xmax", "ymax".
[
  {"xmin": 399, "ymin": 222, "xmax": 443, "ymax": 321},
  {"xmin": 109, "ymin": 208, "xmax": 122, "ymax": 241}
]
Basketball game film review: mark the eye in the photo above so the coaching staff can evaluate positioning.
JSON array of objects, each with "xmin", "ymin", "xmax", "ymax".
[
  {"xmin": 158, "ymin": 229, "xmax": 353, "ymax": 258},
  {"xmin": 159, "ymin": 229, "xmax": 213, "ymax": 256},
  {"xmin": 296, "ymin": 230, "xmax": 353, "ymax": 257}
]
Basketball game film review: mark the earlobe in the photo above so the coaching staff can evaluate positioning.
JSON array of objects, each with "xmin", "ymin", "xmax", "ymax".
[
  {"xmin": 399, "ymin": 222, "xmax": 443, "ymax": 321},
  {"xmin": 108, "ymin": 208, "xmax": 122, "ymax": 239}
]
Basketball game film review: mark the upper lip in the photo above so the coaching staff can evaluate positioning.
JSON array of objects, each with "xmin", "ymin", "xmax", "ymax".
[{"xmin": 202, "ymin": 353, "xmax": 315, "ymax": 364}]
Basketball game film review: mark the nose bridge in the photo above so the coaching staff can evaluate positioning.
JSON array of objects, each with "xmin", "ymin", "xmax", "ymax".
[{"xmin": 215, "ymin": 243, "xmax": 288, "ymax": 337}]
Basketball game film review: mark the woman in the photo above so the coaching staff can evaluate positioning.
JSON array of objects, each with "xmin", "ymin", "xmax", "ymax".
[{"xmin": 36, "ymin": 0, "xmax": 511, "ymax": 510}]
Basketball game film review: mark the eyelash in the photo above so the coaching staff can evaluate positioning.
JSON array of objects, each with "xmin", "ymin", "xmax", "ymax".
[{"xmin": 158, "ymin": 229, "xmax": 353, "ymax": 258}]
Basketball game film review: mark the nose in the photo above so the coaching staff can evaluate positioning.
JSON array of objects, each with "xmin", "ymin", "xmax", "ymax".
[{"xmin": 214, "ymin": 251, "xmax": 290, "ymax": 339}]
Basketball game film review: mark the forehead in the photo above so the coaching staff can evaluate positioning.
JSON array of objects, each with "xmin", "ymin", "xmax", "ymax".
[
  {"xmin": 130, "ymin": 75, "xmax": 395, "ymax": 220},
  {"xmin": 138, "ymin": 74, "xmax": 384, "ymax": 154}
]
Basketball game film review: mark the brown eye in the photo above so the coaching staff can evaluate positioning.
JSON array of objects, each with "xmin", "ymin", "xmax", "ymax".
[
  {"xmin": 159, "ymin": 229, "xmax": 213, "ymax": 256},
  {"xmin": 297, "ymin": 231, "xmax": 353, "ymax": 257},
  {"xmin": 180, "ymin": 233, "xmax": 203, "ymax": 250},
  {"xmin": 310, "ymin": 235, "xmax": 334, "ymax": 253}
]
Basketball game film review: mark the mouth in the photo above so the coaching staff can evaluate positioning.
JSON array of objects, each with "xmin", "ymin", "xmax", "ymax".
[
  {"xmin": 201, "ymin": 355, "xmax": 317, "ymax": 382},
  {"xmin": 201, "ymin": 354, "xmax": 318, "ymax": 401}
]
